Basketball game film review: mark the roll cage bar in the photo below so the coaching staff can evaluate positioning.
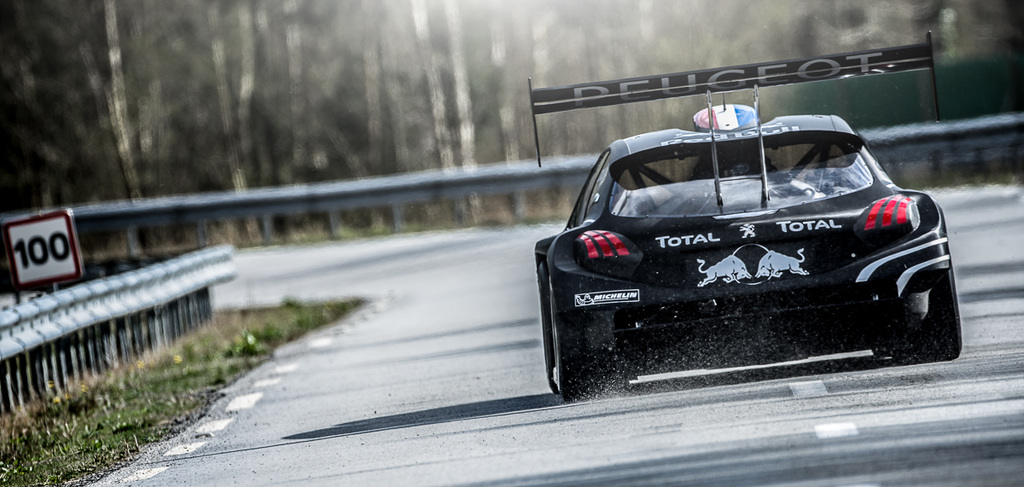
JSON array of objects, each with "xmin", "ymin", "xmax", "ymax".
[{"xmin": 528, "ymin": 33, "xmax": 940, "ymax": 213}]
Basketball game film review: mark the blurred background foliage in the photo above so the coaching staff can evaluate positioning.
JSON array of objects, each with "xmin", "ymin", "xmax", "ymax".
[{"xmin": 2, "ymin": 0, "xmax": 1022, "ymax": 213}]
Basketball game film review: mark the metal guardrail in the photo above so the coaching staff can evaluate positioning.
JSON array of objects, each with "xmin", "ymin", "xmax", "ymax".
[
  {"xmin": 862, "ymin": 112, "xmax": 1024, "ymax": 166},
  {"xmin": 0, "ymin": 245, "xmax": 236, "ymax": 413},
  {"xmin": 1, "ymin": 113, "xmax": 1022, "ymax": 255}
]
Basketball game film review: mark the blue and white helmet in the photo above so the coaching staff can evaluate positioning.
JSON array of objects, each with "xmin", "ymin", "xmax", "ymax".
[{"xmin": 693, "ymin": 104, "xmax": 758, "ymax": 131}]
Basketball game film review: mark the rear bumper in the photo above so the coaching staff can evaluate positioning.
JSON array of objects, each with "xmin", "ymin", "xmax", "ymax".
[
  {"xmin": 549, "ymin": 236, "xmax": 953, "ymax": 376},
  {"xmin": 613, "ymin": 283, "xmax": 902, "ymax": 373}
]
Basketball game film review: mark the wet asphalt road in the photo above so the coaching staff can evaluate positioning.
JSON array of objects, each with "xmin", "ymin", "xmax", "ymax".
[{"xmin": 97, "ymin": 186, "xmax": 1023, "ymax": 486}]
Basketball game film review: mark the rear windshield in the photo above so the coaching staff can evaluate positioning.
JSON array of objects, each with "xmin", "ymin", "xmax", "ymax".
[{"xmin": 609, "ymin": 132, "xmax": 873, "ymax": 217}]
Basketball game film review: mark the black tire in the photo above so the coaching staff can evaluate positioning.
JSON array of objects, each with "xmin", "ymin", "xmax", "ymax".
[
  {"xmin": 537, "ymin": 262, "xmax": 558, "ymax": 394},
  {"xmin": 896, "ymin": 267, "xmax": 962, "ymax": 364},
  {"xmin": 539, "ymin": 263, "xmax": 625, "ymax": 402},
  {"xmin": 550, "ymin": 314, "xmax": 596, "ymax": 402},
  {"xmin": 551, "ymin": 307, "xmax": 625, "ymax": 401}
]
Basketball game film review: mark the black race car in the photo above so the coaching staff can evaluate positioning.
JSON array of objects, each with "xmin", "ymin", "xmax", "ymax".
[{"xmin": 529, "ymin": 35, "xmax": 960, "ymax": 401}]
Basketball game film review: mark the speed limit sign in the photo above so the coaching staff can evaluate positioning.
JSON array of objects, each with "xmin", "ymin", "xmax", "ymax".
[{"xmin": 2, "ymin": 209, "xmax": 84, "ymax": 290}]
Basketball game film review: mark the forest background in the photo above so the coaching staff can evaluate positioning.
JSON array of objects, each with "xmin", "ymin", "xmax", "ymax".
[{"xmin": 2, "ymin": 0, "xmax": 1022, "ymax": 214}]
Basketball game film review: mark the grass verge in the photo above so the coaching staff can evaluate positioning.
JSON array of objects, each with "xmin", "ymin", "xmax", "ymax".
[{"xmin": 0, "ymin": 297, "xmax": 362, "ymax": 486}]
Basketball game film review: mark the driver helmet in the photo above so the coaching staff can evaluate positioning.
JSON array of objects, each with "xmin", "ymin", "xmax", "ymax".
[{"xmin": 693, "ymin": 104, "xmax": 757, "ymax": 132}]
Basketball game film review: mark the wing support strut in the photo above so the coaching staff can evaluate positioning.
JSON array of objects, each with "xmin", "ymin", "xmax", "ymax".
[
  {"xmin": 705, "ymin": 90, "xmax": 724, "ymax": 212},
  {"xmin": 754, "ymin": 85, "xmax": 770, "ymax": 208},
  {"xmin": 529, "ymin": 77, "xmax": 543, "ymax": 167}
]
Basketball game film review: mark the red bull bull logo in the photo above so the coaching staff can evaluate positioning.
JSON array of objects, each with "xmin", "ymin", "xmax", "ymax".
[{"xmin": 697, "ymin": 244, "xmax": 810, "ymax": 287}]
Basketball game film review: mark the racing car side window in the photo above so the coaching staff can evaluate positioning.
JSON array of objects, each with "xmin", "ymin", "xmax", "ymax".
[{"xmin": 569, "ymin": 150, "xmax": 612, "ymax": 228}]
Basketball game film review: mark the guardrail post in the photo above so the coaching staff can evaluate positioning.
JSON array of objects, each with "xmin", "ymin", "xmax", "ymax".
[
  {"xmin": 392, "ymin": 204, "xmax": 404, "ymax": 233},
  {"xmin": 182, "ymin": 295, "xmax": 192, "ymax": 332},
  {"xmin": 103, "ymin": 319, "xmax": 117, "ymax": 369},
  {"xmin": 71, "ymin": 331, "xmax": 84, "ymax": 382},
  {"xmin": 262, "ymin": 214, "xmax": 274, "ymax": 245},
  {"xmin": 169, "ymin": 302, "xmax": 179, "ymax": 341},
  {"xmin": 151, "ymin": 307, "xmax": 164, "ymax": 349},
  {"xmin": 16, "ymin": 354, "xmax": 28, "ymax": 407},
  {"xmin": 126, "ymin": 226, "xmax": 141, "ymax": 258},
  {"xmin": 131, "ymin": 314, "xmax": 144, "ymax": 358},
  {"xmin": 116, "ymin": 317, "xmax": 130, "ymax": 365},
  {"xmin": 513, "ymin": 191, "xmax": 526, "ymax": 222},
  {"xmin": 29, "ymin": 349, "xmax": 42, "ymax": 401},
  {"xmin": 66, "ymin": 337, "xmax": 77, "ymax": 386},
  {"xmin": 329, "ymin": 211, "xmax": 342, "ymax": 240},
  {"xmin": 15, "ymin": 353, "xmax": 29, "ymax": 406},
  {"xmin": 189, "ymin": 293, "xmax": 200, "ymax": 330},
  {"xmin": 84, "ymin": 324, "xmax": 99, "ymax": 375},
  {"xmin": 454, "ymin": 199, "xmax": 465, "ymax": 227},
  {"xmin": 184, "ymin": 295, "xmax": 193, "ymax": 333},
  {"xmin": 197, "ymin": 220, "xmax": 208, "ymax": 248},
  {"xmin": 201, "ymin": 288, "xmax": 212, "ymax": 322},
  {"xmin": 52, "ymin": 342, "xmax": 66, "ymax": 396},
  {"xmin": 11, "ymin": 354, "xmax": 26, "ymax": 411},
  {"xmin": 169, "ymin": 299, "xmax": 181, "ymax": 337},
  {"xmin": 136, "ymin": 313, "xmax": 147, "ymax": 357},
  {"xmin": 3, "ymin": 359, "xmax": 15, "ymax": 413}
]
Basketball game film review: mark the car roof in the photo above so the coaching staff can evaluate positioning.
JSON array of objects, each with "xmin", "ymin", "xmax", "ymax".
[{"xmin": 607, "ymin": 114, "xmax": 858, "ymax": 162}]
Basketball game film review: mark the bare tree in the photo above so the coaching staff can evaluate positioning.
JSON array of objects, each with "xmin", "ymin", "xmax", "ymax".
[
  {"xmin": 284, "ymin": 0, "xmax": 306, "ymax": 175},
  {"xmin": 380, "ymin": 5, "xmax": 414, "ymax": 172},
  {"xmin": 412, "ymin": 0, "xmax": 455, "ymax": 170},
  {"xmin": 103, "ymin": 0, "xmax": 141, "ymax": 200},
  {"xmin": 362, "ymin": 0, "xmax": 383, "ymax": 172},
  {"xmin": 209, "ymin": 3, "xmax": 246, "ymax": 192},
  {"xmin": 445, "ymin": 0, "xmax": 475, "ymax": 169},
  {"xmin": 490, "ymin": 12, "xmax": 519, "ymax": 163},
  {"xmin": 237, "ymin": 0, "xmax": 256, "ymax": 185}
]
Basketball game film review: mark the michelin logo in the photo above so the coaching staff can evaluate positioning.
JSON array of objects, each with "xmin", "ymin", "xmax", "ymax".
[{"xmin": 575, "ymin": 289, "xmax": 640, "ymax": 307}]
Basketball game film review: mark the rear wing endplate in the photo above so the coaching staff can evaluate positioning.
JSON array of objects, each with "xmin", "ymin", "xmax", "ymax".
[{"xmin": 529, "ymin": 33, "xmax": 939, "ymax": 167}]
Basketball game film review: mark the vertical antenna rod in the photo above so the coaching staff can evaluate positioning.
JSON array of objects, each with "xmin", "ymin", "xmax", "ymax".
[
  {"xmin": 754, "ymin": 85, "xmax": 770, "ymax": 208},
  {"xmin": 706, "ymin": 90, "xmax": 724, "ymax": 212}
]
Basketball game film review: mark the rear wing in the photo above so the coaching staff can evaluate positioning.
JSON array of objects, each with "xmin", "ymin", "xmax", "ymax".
[{"xmin": 528, "ymin": 33, "xmax": 939, "ymax": 167}]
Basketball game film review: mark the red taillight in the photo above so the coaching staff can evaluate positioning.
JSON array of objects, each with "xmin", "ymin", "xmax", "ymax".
[
  {"xmin": 865, "ymin": 196, "xmax": 913, "ymax": 230},
  {"xmin": 574, "ymin": 230, "xmax": 643, "ymax": 278},
  {"xmin": 856, "ymin": 195, "xmax": 920, "ymax": 246},
  {"xmin": 577, "ymin": 230, "xmax": 631, "ymax": 258}
]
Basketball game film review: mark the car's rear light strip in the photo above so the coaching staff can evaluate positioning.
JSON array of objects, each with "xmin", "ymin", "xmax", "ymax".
[
  {"xmin": 578, "ymin": 231, "xmax": 631, "ymax": 258},
  {"xmin": 865, "ymin": 196, "xmax": 912, "ymax": 230}
]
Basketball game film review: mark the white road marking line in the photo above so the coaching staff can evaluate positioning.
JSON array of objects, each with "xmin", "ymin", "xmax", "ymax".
[
  {"xmin": 120, "ymin": 467, "xmax": 169, "ymax": 483},
  {"xmin": 308, "ymin": 337, "xmax": 333, "ymax": 348},
  {"xmin": 226, "ymin": 392, "xmax": 263, "ymax": 412},
  {"xmin": 164, "ymin": 441, "xmax": 207, "ymax": 456},
  {"xmin": 274, "ymin": 363, "xmax": 299, "ymax": 374},
  {"xmin": 633, "ymin": 350, "xmax": 873, "ymax": 383},
  {"xmin": 676, "ymin": 399, "xmax": 1024, "ymax": 450},
  {"xmin": 253, "ymin": 378, "xmax": 281, "ymax": 388},
  {"xmin": 789, "ymin": 380, "xmax": 828, "ymax": 397},
  {"xmin": 815, "ymin": 422, "xmax": 859, "ymax": 439},
  {"xmin": 196, "ymin": 418, "xmax": 234, "ymax": 434}
]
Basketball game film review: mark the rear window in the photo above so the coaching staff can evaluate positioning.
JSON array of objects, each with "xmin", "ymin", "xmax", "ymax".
[{"xmin": 609, "ymin": 132, "xmax": 873, "ymax": 217}]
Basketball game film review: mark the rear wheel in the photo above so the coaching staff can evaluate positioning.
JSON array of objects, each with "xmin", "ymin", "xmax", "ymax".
[
  {"xmin": 537, "ymin": 263, "xmax": 558, "ymax": 394},
  {"xmin": 551, "ymin": 309, "xmax": 625, "ymax": 402},
  {"xmin": 540, "ymin": 263, "xmax": 625, "ymax": 402},
  {"xmin": 894, "ymin": 268, "xmax": 962, "ymax": 364}
]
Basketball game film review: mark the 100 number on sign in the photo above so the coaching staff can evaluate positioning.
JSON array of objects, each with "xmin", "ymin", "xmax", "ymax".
[{"xmin": 2, "ymin": 210, "xmax": 84, "ymax": 289}]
